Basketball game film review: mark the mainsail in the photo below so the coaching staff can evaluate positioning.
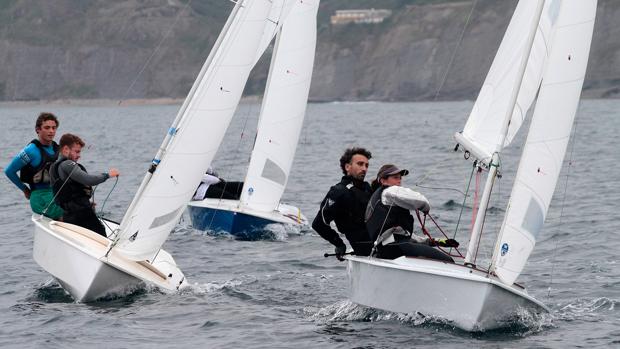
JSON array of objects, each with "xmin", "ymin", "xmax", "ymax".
[
  {"xmin": 455, "ymin": 0, "xmax": 557, "ymax": 165},
  {"xmin": 491, "ymin": 0, "xmax": 597, "ymax": 285},
  {"xmin": 240, "ymin": 0, "xmax": 319, "ymax": 212},
  {"xmin": 115, "ymin": 0, "xmax": 273, "ymax": 261}
]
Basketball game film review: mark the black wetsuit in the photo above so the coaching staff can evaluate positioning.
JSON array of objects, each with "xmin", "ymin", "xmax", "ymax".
[
  {"xmin": 312, "ymin": 176, "xmax": 373, "ymax": 256},
  {"xmin": 365, "ymin": 186, "xmax": 453, "ymax": 262}
]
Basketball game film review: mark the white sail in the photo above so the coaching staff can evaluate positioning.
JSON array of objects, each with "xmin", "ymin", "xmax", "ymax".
[
  {"xmin": 492, "ymin": 0, "xmax": 597, "ymax": 285},
  {"xmin": 253, "ymin": 0, "xmax": 297, "ymax": 64},
  {"xmin": 455, "ymin": 0, "xmax": 557, "ymax": 164},
  {"xmin": 115, "ymin": 0, "xmax": 273, "ymax": 261},
  {"xmin": 239, "ymin": 0, "xmax": 319, "ymax": 212}
]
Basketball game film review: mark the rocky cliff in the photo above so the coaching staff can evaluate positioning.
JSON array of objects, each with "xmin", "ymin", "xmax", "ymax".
[{"xmin": 0, "ymin": 0, "xmax": 617, "ymax": 102}]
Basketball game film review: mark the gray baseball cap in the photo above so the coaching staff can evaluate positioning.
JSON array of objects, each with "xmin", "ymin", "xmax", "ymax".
[{"xmin": 377, "ymin": 164, "xmax": 409, "ymax": 179}]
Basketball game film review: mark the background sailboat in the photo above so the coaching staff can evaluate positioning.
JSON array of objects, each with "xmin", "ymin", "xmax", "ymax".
[
  {"xmin": 188, "ymin": 0, "xmax": 319, "ymax": 239},
  {"xmin": 345, "ymin": 0, "xmax": 597, "ymax": 331},
  {"xmin": 32, "ymin": 0, "xmax": 278, "ymax": 301}
]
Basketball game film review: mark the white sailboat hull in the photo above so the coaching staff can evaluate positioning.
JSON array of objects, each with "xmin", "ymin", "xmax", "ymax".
[
  {"xmin": 347, "ymin": 256, "xmax": 548, "ymax": 331},
  {"xmin": 32, "ymin": 216, "xmax": 187, "ymax": 302}
]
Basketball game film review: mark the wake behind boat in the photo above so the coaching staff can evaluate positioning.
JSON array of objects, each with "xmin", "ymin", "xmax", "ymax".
[{"xmin": 346, "ymin": 0, "xmax": 597, "ymax": 331}]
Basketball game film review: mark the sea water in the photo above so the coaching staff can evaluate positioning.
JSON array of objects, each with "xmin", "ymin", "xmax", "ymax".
[{"xmin": 0, "ymin": 100, "xmax": 618, "ymax": 348}]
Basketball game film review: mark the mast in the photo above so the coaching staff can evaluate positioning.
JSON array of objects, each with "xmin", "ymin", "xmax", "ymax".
[{"xmin": 464, "ymin": 0, "xmax": 545, "ymax": 265}]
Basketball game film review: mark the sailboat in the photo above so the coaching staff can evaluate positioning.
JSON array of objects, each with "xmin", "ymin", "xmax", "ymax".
[
  {"xmin": 32, "ymin": 0, "xmax": 302, "ymax": 302},
  {"xmin": 345, "ymin": 0, "xmax": 597, "ymax": 331},
  {"xmin": 187, "ymin": 0, "xmax": 318, "ymax": 239}
]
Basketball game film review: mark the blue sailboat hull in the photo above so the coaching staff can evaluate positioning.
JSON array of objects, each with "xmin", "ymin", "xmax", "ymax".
[{"xmin": 188, "ymin": 205, "xmax": 287, "ymax": 240}]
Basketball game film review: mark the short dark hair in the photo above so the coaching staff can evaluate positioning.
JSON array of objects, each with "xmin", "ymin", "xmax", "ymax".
[
  {"xmin": 35, "ymin": 112, "xmax": 59, "ymax": 129},
  {"xmin": 59, "ymin": 133, "xmax": 85, "ymax": 148},
  {"xmin": 339, "ymin": 147, "xmax": 372, "ymax": 175}
]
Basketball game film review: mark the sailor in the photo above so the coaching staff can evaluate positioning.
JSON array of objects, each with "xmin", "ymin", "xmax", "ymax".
[
  {"xmin": 365, "ymin": 164, "xmax": 458, "ymax": 261},
  {"xmin": 312, "ymin": 147, "xmax": 374, "ymax": 260},
  {"xmin": 50, "ymin": 133, "xmax": 119, "ymax": 237},
  {"xmin": 192, "ymin": 167, "xmax": 244, "ymax": 201},
  {"xmin": 5, "ymin": 112, "xmax": 64, "ymax": 219},
  {"xmin": 192, "ymin": 167, "xmax": 223, "ymax": 200}
]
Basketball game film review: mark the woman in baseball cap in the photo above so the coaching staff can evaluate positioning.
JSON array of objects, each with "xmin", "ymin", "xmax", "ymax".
[
  {"xmin": 370, "ymin": 164, "xmax": 409, "ymax": 192},
  {"xmin": 365, "ymin": 163, "xmax": 457, "ymax": 261}
]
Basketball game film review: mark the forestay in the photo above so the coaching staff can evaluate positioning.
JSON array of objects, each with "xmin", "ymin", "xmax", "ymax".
[
  {"xmin": 455, "ymin": 0, "xmax": 556, "ymax": 165},
  {"xmin": 491, "ymin": 0, "xmax": 597, "ymax": 285},
  {"xmin": 115, "ymin": 0, "xmax": 273, "ymax": 261},
  {"xmin": 240, "ymin": 0, "xmax": 319, "ymax": 212}
]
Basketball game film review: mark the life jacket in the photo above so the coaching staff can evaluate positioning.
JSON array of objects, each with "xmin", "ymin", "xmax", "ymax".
[
  {"xmin": 50, "ymin": 158, "xmax": 93, "ymax": 210},
  {"xmin": 19, "ymin": 139, "xmax": 59, "ymax": 187},
  {"xmin": 365, "ymin": 186, "xmax": 389, "ymax": 242},
  {"xmin": 365, "ymin": 186, "xmax": 414, "ymax": 243}
]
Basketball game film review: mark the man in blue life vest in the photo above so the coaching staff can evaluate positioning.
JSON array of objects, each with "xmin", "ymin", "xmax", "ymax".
[
  {"xmin": 312, "ymin": 147, "xmax": 374, "ymax": 260},
  {"xmin": 5, "ymin": 112, "xmax": 64, "ymax": 219}
]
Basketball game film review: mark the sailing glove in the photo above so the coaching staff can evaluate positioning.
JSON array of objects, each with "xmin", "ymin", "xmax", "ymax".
[
  {"xmin": 334, "ymin": 245, "xmax": 347, "ymax": 261},
  {"xmin": 435, "ymin": 238, "xmax": 459, "ymax": 248}
]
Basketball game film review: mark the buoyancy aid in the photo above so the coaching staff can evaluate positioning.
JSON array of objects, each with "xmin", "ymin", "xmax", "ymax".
[
  {"xmin": 50, "ymin": 159, "xmax": 93, "ymax": 210},
  {"xmin": 19, "ymin": 139, "xmax": 59, "ymax": 187},
  {"xmin": 365, "ymin": 186, "xmax": 415, "ymax": 243}
]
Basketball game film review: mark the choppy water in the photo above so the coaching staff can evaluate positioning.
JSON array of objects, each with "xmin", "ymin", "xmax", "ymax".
[{"xmin": 0, "ymin": 100, "xmax": 618, "ymax": 348}]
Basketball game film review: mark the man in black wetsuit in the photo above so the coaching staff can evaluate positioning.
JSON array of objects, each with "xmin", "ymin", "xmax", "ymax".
[{"xmin": 312, "ymin": 147, "xmax": 373, "ymax": 260}]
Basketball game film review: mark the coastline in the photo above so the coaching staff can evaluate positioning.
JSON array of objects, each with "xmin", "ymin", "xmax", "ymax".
[
  {"xmin": 0, "ymin": 93, "xmax": 613, "ymax": 108},
  {"xmin": 0, "ymin": 95, "xmax": 268, "ymax": 107}
]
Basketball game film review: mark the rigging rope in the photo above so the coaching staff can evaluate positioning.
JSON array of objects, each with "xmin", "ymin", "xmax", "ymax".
[
  {"xmin": 414, "ymin": 0, "xmax": 478, "ymax": 188},
  {"xmin": 416, "ymin": 210, "xmax": 464, "ymax": 258},
  {"xmin": 118, "ymin": 0, "xmax": 193, "ymax": 104},
  {"xmin": 546, "ymin": 107, "xmax": 580, "ymax": 298},
  {"xmin": 204, "ymin": 100, "xmax": 255, "ymax": 232},
  {"xmin": 432, "ymin": 0, "xmax": 478, "ymax": 101},
  {"xmin": 97, "ymin": 176, "xmax": 119, "ymax": 218},
  {"xmin": 38, "ymin": 161, "xmax": 80, "ymax": 220},
  {"xmin": 451, "ymin": 162, "xmax": 476, "ymax": 254}
]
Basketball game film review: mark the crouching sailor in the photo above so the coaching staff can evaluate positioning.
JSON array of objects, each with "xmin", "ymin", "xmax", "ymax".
[
  {"xmin": 365, "ymin": 164, "xmax": 459, "ymax": 262},
  {"xmin": 50, "ymin": 133, "xmax": 119, "ymax": 237}
]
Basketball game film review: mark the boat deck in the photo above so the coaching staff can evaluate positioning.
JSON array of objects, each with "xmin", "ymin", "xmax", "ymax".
[{"xmin": 45, "ymin": 220, "xmax": 169, "ymax": 285}]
